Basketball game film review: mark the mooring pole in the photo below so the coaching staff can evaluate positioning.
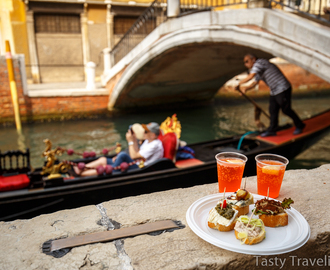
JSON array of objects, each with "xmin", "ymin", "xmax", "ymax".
[{"xmin": 5, "ymin": 40, "xmax": 22, "ymax": 133}]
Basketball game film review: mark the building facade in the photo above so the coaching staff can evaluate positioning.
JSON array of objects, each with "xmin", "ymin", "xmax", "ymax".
[{"xmin": 0, "ymin": 0, "xmax": 152, "ymax": 83}]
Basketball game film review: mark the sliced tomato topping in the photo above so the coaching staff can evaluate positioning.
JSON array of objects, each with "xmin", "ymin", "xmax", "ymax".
[{"xmin": 222, "ymin": 199, "xmax": 227, "ymax": 208}]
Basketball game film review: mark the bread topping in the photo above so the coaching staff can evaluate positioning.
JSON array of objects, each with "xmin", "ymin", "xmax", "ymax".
[
  {"xmin": 226, "ymin": 191, "xmax": 254, "ymax": 208},
  {"xmin": 208, "ymin": 204, "xmax": 238, "ymax": 227},
  {"xmin": 255, "ymin": 198, "xmax": 294, "ymax": 215},
  {"xmin": 234, "ymin": 219, "xmax": 262, "ymax": 237},
  {"xmin": 234, "ymin": 215, "xmax": 265, "ymax": 243}
]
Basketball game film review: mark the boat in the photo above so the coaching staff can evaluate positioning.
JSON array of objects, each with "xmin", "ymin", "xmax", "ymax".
[{"xmin": 1, "ymin": 110, "xmax": 330, "ymax": 221}]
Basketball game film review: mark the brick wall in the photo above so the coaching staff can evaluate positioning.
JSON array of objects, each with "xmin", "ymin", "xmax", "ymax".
[
  {"xmin": 0, "ymin": 56, "xmax": 109, "ymax": 124},
  {"xmin": 27, "ymin": 96, "xmax": 109, "ymax": 118},
  {"xmin": 0, "ymin": 56, "xmax": 28, "ymax": 120},
  {"xmin": 279, "ymin": 63, "xmax": 330, "ymax": 91}
]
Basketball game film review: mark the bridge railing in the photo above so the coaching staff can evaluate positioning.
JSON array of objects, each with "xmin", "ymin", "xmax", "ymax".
[
  {"xmin": 110, "ymin": 0, "xmax": 249, "ymax": 65},
  {"xmin": 179, "ymin": 0, "xmax": 248, "ymax": 12},
  {"xmin": 269, "ymin": 0, "xmax": 330, "ymax": 23},
  {"xmin": 110, "ymin": 0, "xmax": 330, "ymax": 66},
  {"xmin": 110, "ymin": 0, "xmax": 167, "ymax": 65}
]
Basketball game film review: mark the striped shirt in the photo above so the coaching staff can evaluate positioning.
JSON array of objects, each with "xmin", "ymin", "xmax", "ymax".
[{"xmin": 250, "ymin": 59, "xmax": 291, "ymax": 96}]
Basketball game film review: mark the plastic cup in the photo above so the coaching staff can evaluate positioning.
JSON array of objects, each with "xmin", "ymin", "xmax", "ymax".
[
  {"xmin": 215, "ymin": 152, "xmax": 248, "ymax": 192},
  {"xmin": 255, "ymin": 153, "xmax": 289, "ymax": 199}
]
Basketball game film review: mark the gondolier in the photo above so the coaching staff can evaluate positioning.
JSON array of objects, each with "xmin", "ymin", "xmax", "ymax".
[{"xmin": 237, "ymin": 54, "xmax": 305, "ymax": 137}]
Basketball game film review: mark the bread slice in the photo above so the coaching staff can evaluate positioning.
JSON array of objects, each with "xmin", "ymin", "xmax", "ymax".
[
  {"xmin": 259, "ymin": 212, "xmax": 288, "ymax": 227},
  {"xmin": 229, "ymin": 193, "xmax": 254, "ymax": 217},
  {"xmin": 232, "ymin": 205, "xmax": 249, "ymax": 216},
  {"xmin": 234, "ymin": 228, "xmax": 266, "ymax": 245},
  {"xmin": 208, "ymin": 220, "xmax": 236, "ymax": 232}
]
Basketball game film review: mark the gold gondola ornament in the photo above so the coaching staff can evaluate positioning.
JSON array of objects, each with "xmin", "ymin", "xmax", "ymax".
[
  {"xmin": 41, "ymin": 139, "xmax": 70, "ymax": 178},
  {"xmin": 160, "ymin": 114, "xmax": 181, "ymax": 138}
]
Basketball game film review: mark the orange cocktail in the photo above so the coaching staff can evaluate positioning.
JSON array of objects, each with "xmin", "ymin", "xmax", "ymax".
[
  {"xmin": 255, "ymin": 154, "xmax": 289, "ymax": 198},
  {"xmin": 215, "ymin": 152, "xmax": 248, "ymax": 192}
]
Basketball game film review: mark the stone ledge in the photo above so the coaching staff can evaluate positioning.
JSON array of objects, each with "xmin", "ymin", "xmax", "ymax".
[
  {"xmin": 27, "ymin": 82, "xmax": 109, "ymax": 97},
  {"xmin": 0, "ymin": 164, "xmax": 329, "ymax": 269},
  {"xmin": 27, "ymin": 88, "xmax": 109, "ymax": 97}
]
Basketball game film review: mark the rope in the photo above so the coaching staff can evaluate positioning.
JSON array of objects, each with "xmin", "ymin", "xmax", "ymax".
[
  {"xmin": 237, "ymin": 131, "xmax": 258, "ymax": 151},
  {"xmin": 63, "ymin": 159, "xmax": 141, "ymax": 175}
]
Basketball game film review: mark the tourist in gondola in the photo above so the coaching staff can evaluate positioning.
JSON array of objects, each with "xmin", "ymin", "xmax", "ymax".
[
  {"xmin": 73, "ymin": 122, "xmax": 164, "ymax": 176},
  {"xmin": 236, "ymin": 54, "xmax": 305, "ymax": 137}
]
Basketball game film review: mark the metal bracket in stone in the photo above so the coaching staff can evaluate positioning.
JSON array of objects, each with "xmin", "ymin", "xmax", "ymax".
[{"xmin": 42, "ymin": 203, "xmax": 184, "ymax": 258}]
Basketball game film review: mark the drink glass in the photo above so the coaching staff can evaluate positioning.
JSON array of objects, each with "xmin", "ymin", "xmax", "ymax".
[
  {"xmin": 215, "ymin": 152, "xmax": 248, "ymax": 192},
  {"xmin": 255, "ymin": 153, "xmax": 289, "ymax": 198}
]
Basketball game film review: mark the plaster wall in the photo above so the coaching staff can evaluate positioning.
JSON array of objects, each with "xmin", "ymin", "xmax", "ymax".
[
  {"xmin": 10, "ymin": 0, "xmax": 30, "ymax": 58},
  {"xmin": 87, "ymin": 6, "xmax": 107, "ymax": 76},
  {"xmin": 88, "ymin": 24, "xmax": 107, "ymax": 76},
  {"xmin": 36, "ymin": 33, "xmax": 84, "ymax": 83},
  {"xmin": 0, "ymin": 0, "xmax": 31, "ymax": 76}
]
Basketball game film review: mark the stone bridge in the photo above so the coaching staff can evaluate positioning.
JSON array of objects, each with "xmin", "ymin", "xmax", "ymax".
[{"xmin": 102, "ymin": 8, "xmax": 330, "ymax": 110}]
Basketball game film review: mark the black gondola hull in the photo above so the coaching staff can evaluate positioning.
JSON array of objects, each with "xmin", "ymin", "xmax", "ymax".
[{"xmin": 1, "ymin": 109, "xmax": 330, "ymax": 221}]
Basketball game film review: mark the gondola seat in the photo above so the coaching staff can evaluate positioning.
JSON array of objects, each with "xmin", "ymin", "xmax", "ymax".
[
  {"xmin": 158, "ymin": 132, "xmax": 179, "ymax": 162},
  {"xmin": 159, "ymin": 132, "xmax": 204, "ymax": 168},
  {"xmin": 0, "ymin": 174, "xmax": 30, "ymax": 192},
  {"xmin": 0, "ymin": 149, "xmax": 31, "ymax": 192},
  {"xmin": 175, "ymin": 158, "xmax": 204, "ymax": 168}
]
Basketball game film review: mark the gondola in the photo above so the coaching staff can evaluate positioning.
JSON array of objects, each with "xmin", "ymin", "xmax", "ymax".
[{"xmin": 1, "ymin": 109, "xmax": 330, "ymax": 221}]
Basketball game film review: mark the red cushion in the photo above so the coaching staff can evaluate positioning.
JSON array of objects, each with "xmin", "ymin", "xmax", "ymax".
[
  {"xmin": 0, "ymin": 174, "xmax": 30, "ymax": 192},
  {"xmin": 160, "ymin": 132, "xmax": 178, "ymax": 162},
  {"xmin": 175, "ymin": 158, "xmax": 204, "ymax": 168}
]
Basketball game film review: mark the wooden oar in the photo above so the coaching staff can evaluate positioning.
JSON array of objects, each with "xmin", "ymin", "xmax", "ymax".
[{"xmin": 235, "ymin": 87, "xmax": 270, "ymax": 119}]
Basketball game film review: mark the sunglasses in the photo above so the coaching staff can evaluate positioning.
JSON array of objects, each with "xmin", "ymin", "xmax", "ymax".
[{"xmin": 244, "ymin": 60, "xmax": 249, "ymax": 64}]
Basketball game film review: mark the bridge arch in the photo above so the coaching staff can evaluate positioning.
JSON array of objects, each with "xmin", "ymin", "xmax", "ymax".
[{"xmin": 105, "ymin": 8, "xmax": 330, "ymax": 110}]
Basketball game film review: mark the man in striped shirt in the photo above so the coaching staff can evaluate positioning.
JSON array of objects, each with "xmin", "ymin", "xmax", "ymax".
[{"xmin": 237, "ymin": 54, "xmax": 305, "ymax": 137}]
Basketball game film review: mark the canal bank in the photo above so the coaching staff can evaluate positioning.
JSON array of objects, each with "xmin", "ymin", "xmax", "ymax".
[
  {"xmin": 1, "ymin": 57, "xmax": 330, "ymax": 125},
  {"xmin": 0, "ymin": 164, "xmax": 329, "ymax": 269}
]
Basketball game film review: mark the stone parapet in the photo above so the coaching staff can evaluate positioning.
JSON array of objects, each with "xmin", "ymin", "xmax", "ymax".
[{"xmin": 0, "ymin": 164, "xmax": 329, "ymax": 269}]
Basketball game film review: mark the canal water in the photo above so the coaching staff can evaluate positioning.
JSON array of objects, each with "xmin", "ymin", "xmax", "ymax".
[{"xmin": 1, "ymin": 91, "xmax": 330, "ymax": 171}]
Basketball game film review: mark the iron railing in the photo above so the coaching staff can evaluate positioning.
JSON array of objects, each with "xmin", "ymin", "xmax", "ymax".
[
  {"xmin": 269, "ymin": 0, "xmax": 330, "ymax": 23},
  {"xmin": 110, "ymin": 0, "xmax": 330, "ymax": 66},
  {"xmin": 179, "ymin": 0, "xmax": 249, "ymax": 13},
  {"xmin": 110, "ymin": 0, "xmax": 167, "ymax": 65}
]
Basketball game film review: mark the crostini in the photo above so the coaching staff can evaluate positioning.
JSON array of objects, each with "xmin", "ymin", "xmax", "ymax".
[
  {"xmin": 226, "ymin": 189, "xmax": 254, "ymax": 216},
  {"xmin": 254, "ymin": 198, "xmax": 294, "ymax": 227},
  {"xmin": 234, "ymin": 215, "xmax": 266, "ymax": 245},
  {"xmin": 208, "ymin": 200, "xmax": 238, "ymax": 232}
]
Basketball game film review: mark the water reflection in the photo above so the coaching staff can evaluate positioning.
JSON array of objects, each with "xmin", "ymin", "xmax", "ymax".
[{"xmin": 1, "ymin": 92, "xmax": 330, "ymax": 170}]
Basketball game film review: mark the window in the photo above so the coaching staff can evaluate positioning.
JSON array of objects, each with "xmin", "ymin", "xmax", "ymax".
[
  {"xmin": 114, "ymin": 16, "xmax": 139, "ymax": 35},
  {"xmin": 35, "ymin": 14, "xmax": 81, "ymax": 33}
]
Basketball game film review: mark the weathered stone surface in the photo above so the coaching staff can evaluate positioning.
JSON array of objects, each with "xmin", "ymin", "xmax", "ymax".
[{"xmin": 0, "ymin": 164, "xmax": 330, "ymax": 270}]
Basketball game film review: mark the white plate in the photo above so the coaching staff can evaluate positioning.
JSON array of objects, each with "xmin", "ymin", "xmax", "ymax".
[{"xmin": 186, "ymin": 193, "xmax": 310, "ymax": 255}]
